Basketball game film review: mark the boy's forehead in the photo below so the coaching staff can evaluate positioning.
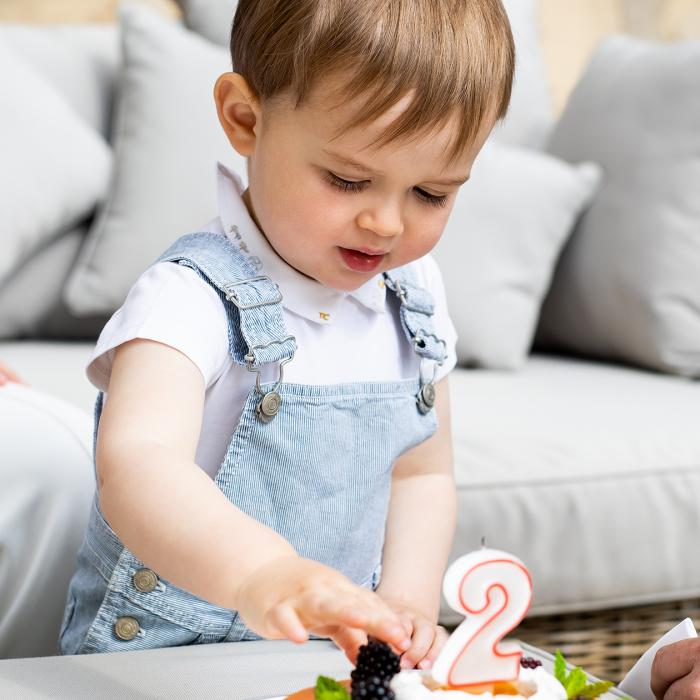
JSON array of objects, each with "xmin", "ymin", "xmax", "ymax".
[{"xmin": 285, "ymin": 84, "xmax": 478, "ymax": 175}]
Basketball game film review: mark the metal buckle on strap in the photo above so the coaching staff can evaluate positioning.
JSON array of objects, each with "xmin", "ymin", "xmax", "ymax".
[
  {"xmin": 243, "ymin": 336, "xmax": 296, "ymax": 369},
  {"xmin": 224, "ymin": 276, "xmax": 283, "ymax": 310},
  {"xmin": 244, "ymin": 341, "xmax": 296, "ymax": 423}
]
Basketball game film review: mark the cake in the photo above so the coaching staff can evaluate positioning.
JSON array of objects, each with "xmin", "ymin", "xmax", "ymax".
[
  {"xmin": 286, "ymin": 641, "xmax": 618, "ymax": 700},
  {"xmin": 284, "ymin": 550, "xmax": 619, "ymax": 700}
]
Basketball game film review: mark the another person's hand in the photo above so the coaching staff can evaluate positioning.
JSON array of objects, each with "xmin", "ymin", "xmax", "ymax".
[
  {"xmin": 0, "ymin": 359, "xmax": 25, "ymax": 387},
  {"xmin": 235, "ymin": 555, "xmax": 412, "ymax": 663},
  {"xmin": 380, "ymin": 597, "xmax": 449, "ymax": 670},
  {"xmin": 651, "ymin": 638, "xmax": 700, "ymax": 699}
]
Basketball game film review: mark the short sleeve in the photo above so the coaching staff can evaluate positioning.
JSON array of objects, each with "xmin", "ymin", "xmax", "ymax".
[
  {"xmin": 86, "ymin": 262, "xmax": 230, "ymax": 392},
  {"xmin": 413, "ymin": 254, "xmax": 458, "ymax": 383}
]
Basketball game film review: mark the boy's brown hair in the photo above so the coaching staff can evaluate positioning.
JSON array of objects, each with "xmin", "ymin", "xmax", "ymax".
[{"xmin": 230, "ymin": 0, "xmax": 515, "ymax": 164}]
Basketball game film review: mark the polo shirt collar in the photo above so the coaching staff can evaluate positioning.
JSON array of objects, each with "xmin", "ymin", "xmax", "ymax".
[{"xmin": 215, "ymin": 162, "xmax": 387, "ymax": 325}]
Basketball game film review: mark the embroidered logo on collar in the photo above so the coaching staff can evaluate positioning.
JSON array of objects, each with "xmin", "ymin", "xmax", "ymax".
[
  {"xmin": 319, "ymin": 312, "xmax": 330, "ymax": 321},
  {"xmin": 229, "ymin": 224, "xmax": 263, "ymax": 272}
]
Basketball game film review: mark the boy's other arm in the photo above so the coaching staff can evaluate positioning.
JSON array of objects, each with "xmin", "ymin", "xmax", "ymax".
[
  {"xmin": 376, "ymin": 377, "xmax": 456, "ymax": 656},
  {"xmin": 97, "ymin": 338, "xmax": 409, "ymax": 653}
]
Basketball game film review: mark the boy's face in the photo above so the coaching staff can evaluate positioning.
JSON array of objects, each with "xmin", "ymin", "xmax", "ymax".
[{"xmin": 217, "ymin": 74, "xmax": 496, "ymax": 292}]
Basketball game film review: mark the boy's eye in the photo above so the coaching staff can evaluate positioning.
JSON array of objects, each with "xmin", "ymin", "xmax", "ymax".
[
  {"xmin": 325, "ymin": 172, "xmax": 367, "ymax": 193},
  {"xmin": 324, "ymin": 171, "xmax": 449, "ymax": 208},
  {"xmin": 414, "ymin": 188, "xmax": 449, "ymax": 208}
]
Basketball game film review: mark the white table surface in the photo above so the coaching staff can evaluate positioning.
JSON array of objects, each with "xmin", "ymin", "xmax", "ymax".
[{"xmin": 0, "ymin": 640, "xmax": 632, "ymax": 700}]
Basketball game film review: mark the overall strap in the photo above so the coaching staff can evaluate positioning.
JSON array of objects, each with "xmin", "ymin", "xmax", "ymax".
[
  {"xmin": 155, "ymin": 232, "xmax": 297, "ymax": 370},
  {"xmin": 383, "ymin": 266, "xmax": 448, "ymax": 365}
]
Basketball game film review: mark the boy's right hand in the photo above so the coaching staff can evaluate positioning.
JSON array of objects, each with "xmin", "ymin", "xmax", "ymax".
[{"xmin": 235, "ymin": 555, "xmax": 411, "ymax": 662}]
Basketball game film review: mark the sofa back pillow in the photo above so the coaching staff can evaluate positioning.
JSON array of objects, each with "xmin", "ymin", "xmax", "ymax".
[
  {"xmin": 0, "ymin": 24, "xmax": 119, "ymax": 139},
  {"xmin": 433, "ymin": 141, "xmax": 600, "ymax": 369},
  {"xmin": 536, "ymin": 35, "xmax": 700, "ymax": 378},
  {"xmin": 0, "ymin": 41, "xmax": 112, "ymax": 287},
  {"xmin": 63, "ymin": 4, "xmax": 247, "ymax": 316}
]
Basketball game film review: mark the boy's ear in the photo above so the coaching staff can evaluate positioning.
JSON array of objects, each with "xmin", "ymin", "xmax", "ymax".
[{"xmin": 214, "ymin": 72, "xmax": 261, "ymax": 157}]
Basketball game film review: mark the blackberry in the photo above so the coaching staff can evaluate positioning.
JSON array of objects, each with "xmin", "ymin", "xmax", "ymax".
[
  {"xmin": 520, "ymin": 656, "xmax": 543, "ymax": 669},
  {"xmin": 351, "ymin": 675, "xmax": 395, "ymax": 700},
  {"xmin": 351, "ymin": 639, "xmax": 401, "ymax": 686}
]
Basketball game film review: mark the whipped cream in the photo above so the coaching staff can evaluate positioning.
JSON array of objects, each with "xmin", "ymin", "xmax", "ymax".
[{"xmin": 390, "ymin": 667, "xmax": 567, "ymax": 700}]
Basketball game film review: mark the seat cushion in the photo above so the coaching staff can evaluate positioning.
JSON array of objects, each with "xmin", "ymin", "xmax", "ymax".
[
  {"xmin": 0, "ymin": 383, "xmax": 94, "ymax": 658},
  {"xmin": 0, "ymin": 341, "xmax": 96, "ymax": 414},
  {"xmin": 444, "ymin": 354, "xmax": 700, "ymax": 622}
]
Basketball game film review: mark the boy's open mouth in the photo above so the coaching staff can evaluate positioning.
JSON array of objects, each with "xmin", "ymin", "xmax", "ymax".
[{"xmin": 339, "ymin": 247, "xmax": 386, "ymax": 272}]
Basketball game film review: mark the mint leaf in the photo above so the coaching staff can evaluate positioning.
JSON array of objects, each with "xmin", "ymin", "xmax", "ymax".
[
  {"xmin": 315, "ymin": 675, "xmax": 350, "ymax": 700},
  {"xmin": 576, "ymin": 680, "xmax": 615, "ymax": 698},
  {"xmin": 553, "ymin": 650, "xmax": 568, "ymax": 686},
  {"xmin": 564, "ymin": 667, "xmax": 588, "ymax": 696}
]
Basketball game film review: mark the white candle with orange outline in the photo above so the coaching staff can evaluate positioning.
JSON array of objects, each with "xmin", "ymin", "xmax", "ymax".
[{"xmin": 431, "ymin": 548, "xmax": 533, "ymax": 688}]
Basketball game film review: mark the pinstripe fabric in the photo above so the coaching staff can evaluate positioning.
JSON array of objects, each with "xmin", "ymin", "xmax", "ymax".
[
  {"xmin": 157, "ymin": 232, "xmax": 297, "ymax": 368},
  {"xmin": 59, "ymin": 231, "xmax": 443, "ymax": 655},
  {"xmin": 384, "ymin": 269, "xmax": 449, "ymax": 365}
]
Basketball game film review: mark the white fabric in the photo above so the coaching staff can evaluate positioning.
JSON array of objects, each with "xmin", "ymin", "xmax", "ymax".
[
  {"xmin": 0, "ymin": 383, "xmax": 93, "ymax": 659},
  {"xmin": 538, "ymin": 35, "xmax": 700, "ymax": 377},
  {"xmin": 432, "ymin": 140, "xmax": 600, "ymax": 370},
  {"xmin": 0, "ymin": 41, "xmax": 112, "ymax": 287},
  {"xmin": 63, "ymin": 4, "xmax": 248, "ymax": 317},
  {"xmin": 443, "ymin": 354, "xmax": 700, "ymax": 621},
  {"xmin": 87, "ymin": 165, "xmax": 458, "ymax": 480},
  {"xmin": 0, "ymin": 24, "xmax": 120, "ymax": 138}
]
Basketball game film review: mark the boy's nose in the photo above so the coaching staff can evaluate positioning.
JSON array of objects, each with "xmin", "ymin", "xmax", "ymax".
[{"xmin": 356, "ymin": 206, "xmax": 404, "ymax": 238}]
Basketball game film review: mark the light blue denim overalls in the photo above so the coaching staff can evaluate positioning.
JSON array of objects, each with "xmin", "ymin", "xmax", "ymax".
[{"xmin": 59, "ymin": 231, "xmax": 447, "ymax": 655}]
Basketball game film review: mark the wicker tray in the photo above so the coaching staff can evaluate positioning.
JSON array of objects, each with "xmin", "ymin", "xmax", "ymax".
[{"xmin": 512, "ymin": 598, "xmax": 700, "ymax": 682}]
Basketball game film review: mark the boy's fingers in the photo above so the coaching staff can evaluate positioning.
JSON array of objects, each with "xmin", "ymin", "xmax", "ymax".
[
  {"xmin": 334, "ymin": 603, "xmax": 409, "ymax": 653},
  {"xmin": 398, "ymin": 613, "xmax": 413, "ymax": 638},
  {"xmin": 332, "ymin": 627, "xmax": 368, "ymax": 665},
  {"xmin": 268, "ymin": 603, "xmax": 308, "ymax": 644},
  {"xmin": 421, "ymin": 625, "xmax": 450, "ymax": 668},
  {"xmin": 401, "ymin": 622, "xmax": 435, "ymax": 669}
]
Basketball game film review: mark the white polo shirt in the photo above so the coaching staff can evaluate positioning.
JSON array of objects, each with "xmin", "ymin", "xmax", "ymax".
[{"xmin": 88, "ymin": 163, "xmax": 458, "ymax": 479}]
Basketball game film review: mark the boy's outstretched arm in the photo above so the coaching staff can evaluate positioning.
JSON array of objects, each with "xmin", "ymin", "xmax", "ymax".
[
  {"xmin": 97, "ymin": 338, "xmax": 410, "ymax": 657},
  {"xmin": 376, "ymin": 377, "xmax": 457, "ymax": 669}
]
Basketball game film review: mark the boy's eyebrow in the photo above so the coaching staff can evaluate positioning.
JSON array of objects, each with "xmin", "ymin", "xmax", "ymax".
[{"xmin": 322, "ymin": 148, "xmax": 470, "ymax": 186}]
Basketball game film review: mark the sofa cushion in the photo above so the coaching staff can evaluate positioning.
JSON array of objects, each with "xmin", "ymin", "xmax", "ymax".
[
  {"xmin": 6, "ymin": 341, "xmax": 699, "ymax": 621},
  {"xmin": 443, "ymin": 354, "xmax": 700, "ymax": 622},
  {"xmin": 178, "ymin": 0, "xmax": 553, "ymax": 148},
  {"xmin": 0, "ymin": 24, "xmax": 120, "ymax": 138},
  {"xmin": 63, "ymin": 4, "xmax": 247, "ymax": 317},
  {"xmin": 536, "ymin": 35, "xmax": 700, "ymax": 378},
  {"xmin": 0, "ymin": 342, "xmax": 96, "ymax": 414},
  {"xmin": 432, "ymin": 141, "xmax": 600, "ymax": 369},
  {"xmin": 0, "ymin": 226, "xmax": 110, "ymax": 342},
  {"xmin": 0, "ymin": 41, "xmax": 112, "ymax": 288},
  {"xmin": 0, "ymin": 227, "xmax": 84, "ymax": 340}
]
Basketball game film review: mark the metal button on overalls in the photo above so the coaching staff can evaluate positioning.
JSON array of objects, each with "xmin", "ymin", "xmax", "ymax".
[
  {"xmin": 256, "ymin": 391, "xmax": 281, "ymax": 422},
  {"xmin": 417, "ymin": 383, "xmax": 436, "ymax": 414},
  {"xmin": 132, "ymin": 568, "xmax": 159, "ymax": 593},
  {"xmin": 114, "ymin": 616, "xmax": 140, "ymax": 641}
]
